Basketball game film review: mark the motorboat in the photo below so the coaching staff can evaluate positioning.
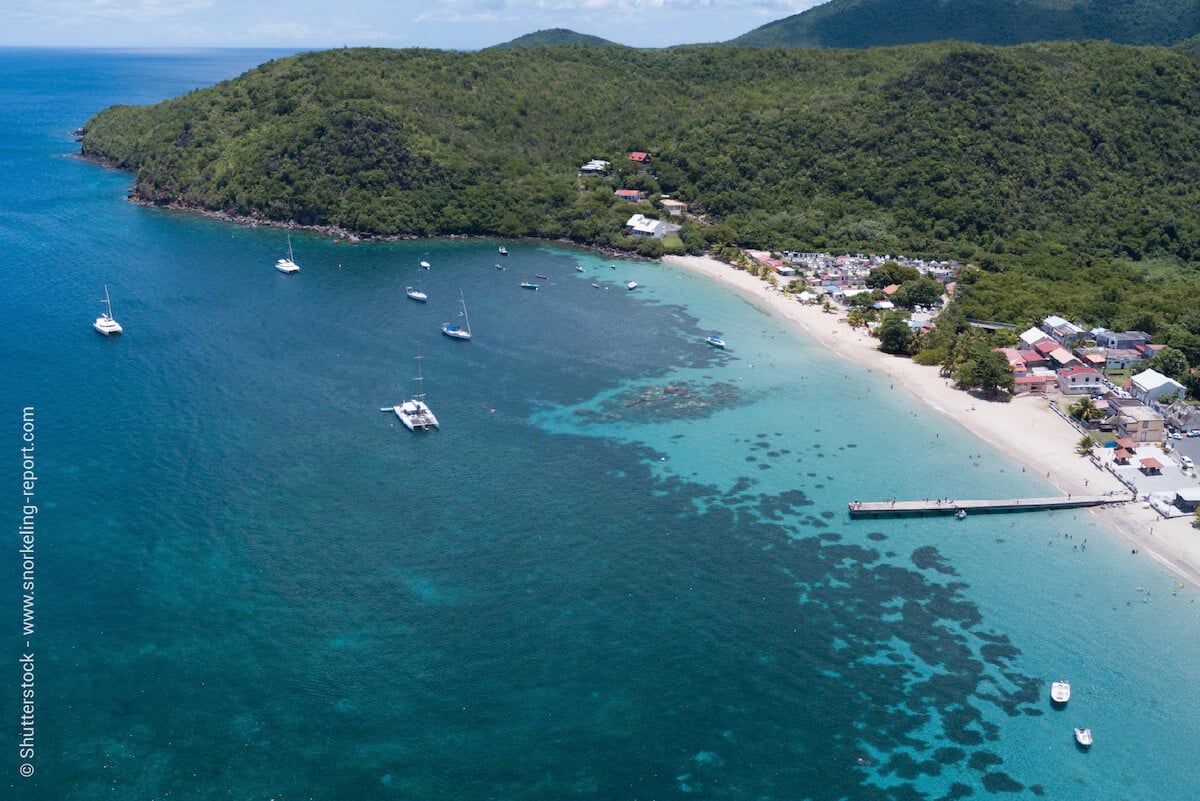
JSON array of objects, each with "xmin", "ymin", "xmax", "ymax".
[
  {"xmin": 1074, "ymin": 728, "xmax": 1093, "ymax": 748},
  {"xmin": 441, "ymin": 290, "xmax": 472, "ymax": 340},
  {"xmin": 705, "ymin": 333, "xmax": 726, "ymax": 348},
  {"xmin": 1051, "ymin": 681, "xmax": 1070, "ymax": 705},
  {"xmin": 575, "ymin": 265, "xmax": 585, "ymax": 272},
  {"xmin": 93, "ymin": 284, "xmax": 123, "ymax": 335},
  {"xmin": 498, "ymin": 246, "xmax": 508, "ymax": 256},
  {"xmin": 405, "ymin": 286, "xmax": 427, "ymax": 302},
  {"xmin": 536, "ymin": 273, "xmax": 549, "ymax": 280},
  {"xmin": 275, "ymin": 234, "xmax": 300, "ymax": 273},
  {"xmin": 626, "ymin": 281, "xmax": 638, "ymax": 290},
  {"xmin": 520, "ymin": 281, "xmax": 539, "ymax": 290},
  {"xmin": 955, "ymin": 509, "xmax": 967, "ymax": 520}
]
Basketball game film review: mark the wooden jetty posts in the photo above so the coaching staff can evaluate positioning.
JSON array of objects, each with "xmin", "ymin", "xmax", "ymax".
[{"xmin": 847, "ymin": 493, "xmax": 1133, "ymax": 519}]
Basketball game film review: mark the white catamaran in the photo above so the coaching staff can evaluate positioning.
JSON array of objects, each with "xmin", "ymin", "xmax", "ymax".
[{"xmin": 388, "ymin": 352, "xmax": 439, "ymax": 431}]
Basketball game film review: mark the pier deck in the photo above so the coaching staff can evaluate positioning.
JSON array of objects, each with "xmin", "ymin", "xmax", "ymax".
[{"xmin": 848, "ymin": 494, "xmax": 1132, "ymax": 519}]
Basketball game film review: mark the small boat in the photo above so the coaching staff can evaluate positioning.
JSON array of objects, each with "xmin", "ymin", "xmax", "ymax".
[
  {"xmin": 275, "ymin": 234, "xmax": 300, "ymax": 273},
  {"xmin": 591, "ymin": 283, "xmax": 601, "ymax": 289},
  {"xmin": 1051, "ymin": 681, "xmax": 1071, "ymax": 705},
  {"xmin": 498, "ymin": 246, "xmax": 508, "ymax": 256},
  {"xmin": 626, "ymin": 281, "xmax": 638, "ymax": 290},
  {"xmin": 575, "ymin": 265, "xmax": 585, "ymax": 272},
  {"xmin": 388, "ymin": 352, "xmax": 439, "ymax": 432},
  {"xmin": 419, "ymin": 255, "xmax": 431, "ymax": 269},
  {"xmin": 405, "ymin": 286, "xmax": 427, "ymax": 302},
  {"xmin": 536, "ymin": 273, "xmax": 549, "ymax": 280},
  {"xmin": 93, "ymin": 284, "xmax": 123, "ymax": 336},
  {"xmin": 705, "ymin": 333, "xmax": 726, "ymax": 348},
  {"xmin": 955, "ymin": 509, "xmax": 967, "ymax": 520},
  {"xmin": 441, "ymin": 290, "xmax": 472, "ymax": 341},
  {"xmin": 520, "ymin": 282, "xmax": 540, "ymax": 290},
  {"xmin": 1074, "ymin": 728, "xmax": 1093, "ymax": 748},
  {"xmin": 494, "ymin": 263, "xmax": 506, "ymax": 271}
]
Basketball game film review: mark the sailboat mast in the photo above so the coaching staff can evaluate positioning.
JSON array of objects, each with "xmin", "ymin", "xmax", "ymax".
[
  {"xmin": 460, "ymin": 290, "xmax": 470, "ymax": 334},
  {"xmin": 413, "ymin": 353, "xmax": 425, "ymax": 401}
]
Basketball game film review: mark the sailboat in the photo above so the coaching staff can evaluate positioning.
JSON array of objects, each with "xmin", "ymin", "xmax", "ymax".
[
  {"xmin": 387, "ymin": 352, "xmax": 439, "ymax": 431},
  {"xmin": 93, "ymin": 284, "xmax": 123, "ymax": 336},
  {"xmin": 406, "ymin": 263, "xmax": 427, "ymax": 302},
  {"xmin": 441, "ymin": 290, "xmax": 472, "ymax": 340},
  {"xmin": 419, "ymin": 252, "xmax": 431, "ymax": 270},
  {"xmin": 275, "ymin": 235, "xmax": 300, "ymax": 273}
]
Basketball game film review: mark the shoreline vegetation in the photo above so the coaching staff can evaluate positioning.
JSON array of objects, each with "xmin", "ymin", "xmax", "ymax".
[{"xmin": 662, "ymin": 254, "xmax": 1200, "ymax": 587}]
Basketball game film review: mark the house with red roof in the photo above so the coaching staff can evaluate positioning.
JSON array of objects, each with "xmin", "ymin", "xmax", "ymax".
[
  {"xmin": 628, "ymin": 151, "xmax": 651, "ymax": 163},
  {"xmin": 614, "ymin": 189, "xmax": 643, "ymax": 203}
]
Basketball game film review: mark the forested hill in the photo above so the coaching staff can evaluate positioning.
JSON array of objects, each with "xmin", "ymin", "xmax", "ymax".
[
  {"xmin": 81, "ymin": 42, "xmax": 1200, "ymax": 300},
  {"xmin": 491, "ymin": 29, "xmax": 619, "ymax": 48},
  {"xmin": 729, "ymin": 0, "xmax": 1200, "ymax": 48}
]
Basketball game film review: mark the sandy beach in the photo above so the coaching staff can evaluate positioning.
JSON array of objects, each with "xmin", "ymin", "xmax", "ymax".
[{"xmin": 663, "ymin": 254, "xmax": 1200, "ymax": 585}]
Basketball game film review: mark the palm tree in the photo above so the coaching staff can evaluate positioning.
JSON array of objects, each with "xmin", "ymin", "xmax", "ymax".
[
  {"xmin": 1076, "ymin": 433, "xmax": 1098, "ymax": 455},
  {"xmin": 1068, "ymin": 396, "xmax": 1105, "ymax": 423}
]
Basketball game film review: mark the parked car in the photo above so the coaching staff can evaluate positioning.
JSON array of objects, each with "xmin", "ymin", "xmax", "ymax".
[
  {"xmin": 1183, "ymin": 456, "xmax": 1195, "ymax": 470},
  {"xmin": 1188, "ymin": 429, "xmax": 1200, "ymax": 437},
  {"xmin": 1169, "ymin": 431, "xmax": 1183, "ymax": 439}
]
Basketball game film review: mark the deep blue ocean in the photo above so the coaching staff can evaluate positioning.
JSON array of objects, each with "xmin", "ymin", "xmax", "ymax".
[{"xmin": 3, "ymin": 47, "xmax": 1200, "ymax": 801}]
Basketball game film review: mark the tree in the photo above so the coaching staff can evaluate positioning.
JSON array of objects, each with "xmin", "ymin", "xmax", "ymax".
[
  {"xmin": 877, "ymin": 312, "xmax": 914, "ymax": 354},
  {"xmin": 893, "ymin": 276, "xmax": 944, "ymax": 309},
  {"xmin": 866, "ymin": 261, "xmax": 921, "ymax": 289},
  {"xmin": 1076, "ymin": 434, "xmax": 1098, "ymax": 455},
  {"xmin": 1148, "ymin": 347, "xmax": 1189, "ymax": 381},
  {"xmin": 953, "ymin": 347, "xmax": 1014, "ymax": 397},
  {"xmin": 1068, "ymin": 396, "xmax": 1105, "ymax": 423}
]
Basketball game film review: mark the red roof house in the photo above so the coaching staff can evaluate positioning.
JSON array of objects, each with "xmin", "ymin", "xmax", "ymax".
[{"xmin": 628, "ymin": 151, "xmax": 651, "ymax": 163}]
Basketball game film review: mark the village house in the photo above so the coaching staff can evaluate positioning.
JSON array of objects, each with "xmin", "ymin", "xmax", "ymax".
[
  {"xmin": 614, "ymin": 189, "xmax": 643, "ymax": 203},
  {"xmin": 1056, "ymin": 365, "xmax": 1104, "ymax": 395},
  {"xmin": 1071, "ymin": 346, "xmax": 1108, "ymax": 372},
  {"xmin": 625, "ymin": 213, "xmax": 681, "ymax": 239},
  {"xmin": 1163, "ymin": 398, "xmax": 1200, "ymax": 434},
  {"xmin": 1096, "ymin": 330, "xmax": 1151, "ymax": 350},
  {"xmin": 1105, "ymin": 348, "xmax": 1144, "ymax": 371},
  {"xmin": 1043, "ymin": 315, "xmax": 1087, "ymax": 347},
  {"xmin": 660, "ymin": 198, "xmax": 687, "ymax": 216},
  {"xmin": 1130, "ymin": 368, "xmax": 1186, "ymax": 409},
  {"xmin": 1018, "ymin": 326, "xmax": 1052, "ymax": 349},
  {"xmin": 628, "ymin": 151, "xmax": 651, "ymax": 164},
  {"xmin": 579, "ymin": 159, "xmax": 610, "ymax": 174},
  {"xmin": 1110, "ymin": 401, "xmax": 1167, "ymax": 443}
]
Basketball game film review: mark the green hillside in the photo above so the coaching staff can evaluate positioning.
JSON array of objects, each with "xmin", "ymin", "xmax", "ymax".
[
  {"xmin": 491, "ymin": 28, "xmax": 619, "ymax": 48},
  {"xmin": 80, "ymin": 43, "xmax": 1200, "ymax": 329},
  {"xmin": 730, "ymin": 0, "xmax": 1200, "ymax": 48}
]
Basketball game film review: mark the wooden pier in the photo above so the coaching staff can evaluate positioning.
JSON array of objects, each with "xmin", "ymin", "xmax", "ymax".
[{"xmin": 847, "ymin": 493, "xmax": 1132, "ymax": 519}]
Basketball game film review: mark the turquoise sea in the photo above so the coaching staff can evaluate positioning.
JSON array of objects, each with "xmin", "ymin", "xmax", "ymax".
[{"xmin": 3, "ymin": 48, "xmax": 1200, "ymax": 800}]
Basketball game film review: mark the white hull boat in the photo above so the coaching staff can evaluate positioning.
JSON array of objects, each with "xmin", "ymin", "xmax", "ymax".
[
  {"xmin": 93, "ymin": 284, "xmax": 123, "ymax": 335},
  {"xmin": 275, "ymin": 235, "xmax": 300, "ymax": 273},
  {"xmin": 441, "ymin": 290, "xmax": 472, "ymax": 340},
  {"xmin": 389, "ymin": 353, "xmax": 438, "ymax": 431}
]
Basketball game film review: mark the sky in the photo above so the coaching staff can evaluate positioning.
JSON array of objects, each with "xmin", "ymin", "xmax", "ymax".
[{"xmin": 3, "ymin": 0, "xmax": 828, "ymax": 50}]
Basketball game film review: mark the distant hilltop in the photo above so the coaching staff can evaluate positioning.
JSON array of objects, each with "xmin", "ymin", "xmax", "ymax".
[
  {"xmin": 491, "ymin": 1, "xmax": 1200, "ymax": 50},
  {"xmin": 729, "ymin": 0, "xmax": 1200, "ymax": 48},
  {"xmin": 490, "ymin": 28, "xmax": 621, "ymax": 49}
]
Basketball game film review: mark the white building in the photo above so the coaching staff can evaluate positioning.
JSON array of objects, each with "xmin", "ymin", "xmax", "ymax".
[
  {"xmin": 625, "ymin": 214, "xmax": 681, "ymax": 239},
  {"xmin": 1130, "ymin": 368, "xmax": 1187, "ymax": 408}
]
